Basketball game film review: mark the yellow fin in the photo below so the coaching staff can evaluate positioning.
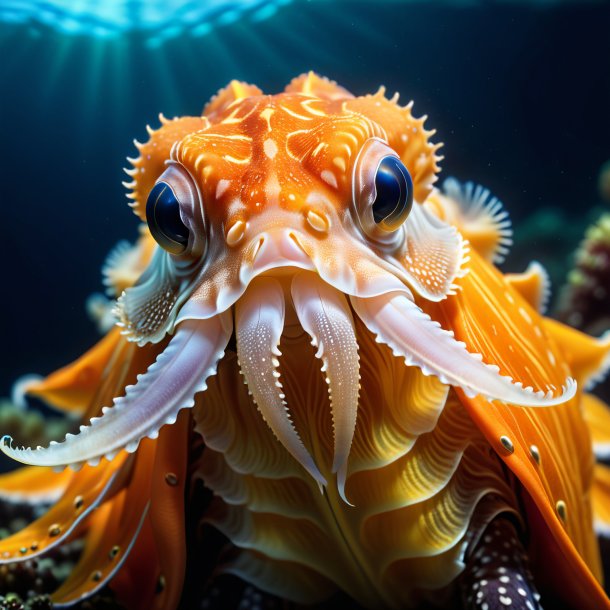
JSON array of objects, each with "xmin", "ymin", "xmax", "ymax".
[
  {"xmin": 543, "ymin": 319, "xmax": 610, "ymax": 390},
  {"xmin": 582, "ymin": 392, "xmax": 610, "ymax": 458},
  {"xmin": 202, "ymin": 80, "xmax": 263, "ymax": 117},
  {"xmin": 592, "ymin": 462, "xmax": 610, "ymax": 536},
  {"xmin": 505, "ymin": 261, "xmax": 551, "ymax": 313},
  {"xmin": 284, "ymin": 72, "xmax": 353, "ymax": 100}
]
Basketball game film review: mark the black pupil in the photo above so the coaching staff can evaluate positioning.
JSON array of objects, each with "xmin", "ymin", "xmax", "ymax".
[
  {"xmin": 146, "ymin": 182, "xmax": 189, "ymax": 254},
  {"xmin": 372, "ymin": 157, "xmax": 413, "ymax": 227}
]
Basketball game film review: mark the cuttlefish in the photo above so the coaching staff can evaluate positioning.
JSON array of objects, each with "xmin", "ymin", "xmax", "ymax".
[{"xmin": 2, "ymin": 73, "xmax": 610, "ymax": 610}]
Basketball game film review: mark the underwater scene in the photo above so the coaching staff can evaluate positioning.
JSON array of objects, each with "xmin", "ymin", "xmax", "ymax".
[{"xmin": 1, "ymin": 0, "xmax": 610, "ymax": 608}]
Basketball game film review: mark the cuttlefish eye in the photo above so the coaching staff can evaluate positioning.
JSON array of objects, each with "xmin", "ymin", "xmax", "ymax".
[
  {"xmin": 353, "ymin": 138, "xmax": 414, "ymax": 246},
  {"xmin": 145, "ymin": 164, "xmax": 205, "ymax": 258},
  {"xmin": 146, "ymin": 182, "xmax": 189, "ymax": 255},
  {"xmin": 372, "ymin": 156, "xmax": 413, "ymax": 230}
]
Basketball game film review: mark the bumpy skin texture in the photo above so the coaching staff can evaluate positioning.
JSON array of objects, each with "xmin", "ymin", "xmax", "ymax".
[{"xmin": 1, "ymin": 73, "xmax": 610, "ymax": 609}]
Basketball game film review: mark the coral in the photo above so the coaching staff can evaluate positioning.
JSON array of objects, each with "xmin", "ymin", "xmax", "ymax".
[
  {"xmin": 0, "ymin": 403, "xmax": 120, "ymax": 609},
  {"xmin": 0, "ymin": 541, "xmax": 80, "ymax": 608},
  {"xmin": 0, "ymin": 399, "xmax": 72, "ymax": 454},
  {"xmin": 557, "ymin": 213, "xmax": 610, "ymax": 336},
  {"xmin": 0, "ymin": 402, "xmax": 72, "ymax": 457}
]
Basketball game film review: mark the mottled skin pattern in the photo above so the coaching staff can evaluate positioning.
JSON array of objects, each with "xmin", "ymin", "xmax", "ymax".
[{"xmin": 0, "ymin": 74, "xmax": 610, "ymax": 610}]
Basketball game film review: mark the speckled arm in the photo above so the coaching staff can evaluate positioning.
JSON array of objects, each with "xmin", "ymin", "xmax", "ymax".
[{"xmin": 460, "ymin": 519, "xmax": 543, "ymax": 610}]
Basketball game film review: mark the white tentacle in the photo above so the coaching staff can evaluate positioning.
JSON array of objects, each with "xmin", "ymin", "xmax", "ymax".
[
  {"xmin": 351, "ymin": 291, "xmax": 576, "ymax": 406},
  {"xmin": 1, "ymin": 312, "xmax": 233, "ymax": 468},
  {"xmin": 291, "ymin": 272, "xmax": 360, "ymax": 504},
  {"xmin": 236, "ymin": 276, "xmax": 326, "ymax": 487}
]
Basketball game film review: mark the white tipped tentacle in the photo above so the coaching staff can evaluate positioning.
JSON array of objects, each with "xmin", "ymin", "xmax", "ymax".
[
  {"xmin": 291, "ymin": 272, "xmax": 360, "ymax": 504},
  {"xmin": 0, "ymin": 312, "xmax": 233, "ymax": 468},
  {"xmin": 350, "ymin": 291, "xmax": 576, "ymax": 406},
  {"xmin": 236, "ymin": 277, "xmax": 326, "ymax": 487}
]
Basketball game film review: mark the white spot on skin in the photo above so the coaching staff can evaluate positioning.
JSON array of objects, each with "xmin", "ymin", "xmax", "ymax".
[
  {"xmin": 321, "ymin": 169, "xmax": 338, "ymax": 189},
  {"xmin": 333, "ymin": 156, "xmax": 346, "ymax": 172},
  {"xmin": 265, "ymin": 172, "xmax": 281, "ymax": 206},
  {"xmin": 216, "ymin": 179, "xmax": 230, "ymax": 199},
  {"xmin": 263, "ymin": 138, "xmax": 278, "ymax": 160},
  {"xmin": 227, "ymin": 198, "xmax": 247, "ymax": 217},
  {"xmin": 306, "ymin": 191, "xmax": 333, "ymax": 208},
  {"xmin": 260, "ymin": 107, "xmax": 274, "ymax": 132},
  {"xmin": 519, "ymin": 306, "xmax": 532, "ymax": 325}
]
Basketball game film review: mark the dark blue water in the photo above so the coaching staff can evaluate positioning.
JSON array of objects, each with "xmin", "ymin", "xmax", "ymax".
[{"xmin": 1, "ymin": 1, "xmax": 610, "ymax": 396}]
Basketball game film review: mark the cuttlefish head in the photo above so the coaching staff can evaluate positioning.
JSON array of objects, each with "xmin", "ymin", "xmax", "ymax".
[{"xmin": 1, "ymin": 77, "xmax": 576, "ymax": 500}]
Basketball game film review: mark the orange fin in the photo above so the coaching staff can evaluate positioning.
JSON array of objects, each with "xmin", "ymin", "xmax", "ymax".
[
  {"xmin": 109, "ymin": 419, "xmax": 189, "ymax": 610},
  {"xmin": 50, "ymin": 500, "xmax": 150, "ymax": 607},
  {"xmin": 109, "ymin": 515, "xmax": 160, "ymax": 610},
  {"xmin": 0, "ymin": 466, "xmax": 72, "ymax": 504},
  {"xmin": 52, "ymin": 423, "xmax": 189, "ymax": 609},
  {"xmin": 203, "ymin": 80, "xmax": 263, "ymax": 118},
  {"xmin": 21, "ymin": 328, "xmax": 124, "ymax": 416},
  {"xmin": 284, "ymin": 72, "xmax": 353, "ymax": 100},
  {"xmin": 125, "ymin": 114, "xmax": 210, "ymax": 221},
  {"xmin": 543, "ymin": 319, "xmax": 610, "ymax": 391},
  {"xmin": 505, "ymin": 261, "xmax": 551, "ymax": 314},
  {"xmin": 0, "ymin": 456, "xmax": 127, "ymax": 563},
  {"xmin": 429, "ymin": 249, "xmax": 609, "ymax": 609},
  {"xmin": 582, "ymin": 392, "xmax": 610, "ymax": 458},
  {"xmin": 148, "ymin": 410, "xmax": 190, "ymax": 609},
  {"xmin": 592, "ymin": 463, "xmax": 610, "ymax": 536},
  {"xmin": 51, "ymin": 442, "xmax": 156, "ymax": 607}
]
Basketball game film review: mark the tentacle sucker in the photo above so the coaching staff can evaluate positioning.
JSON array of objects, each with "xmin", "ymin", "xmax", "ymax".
[
  {"xmin": 0, "ymin": 312, "xmax": 233, "ymax": 468},
  {"xmin": 235, "ymin": 276, "xmax": 326, "ymax": 487},
  {"xmin": 291, "ymin": 272, "xmax": 360, "ymax": 504},
  {"xmin": 351, "ymin": 290, "xmax": 576, "ymax": 406}
]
